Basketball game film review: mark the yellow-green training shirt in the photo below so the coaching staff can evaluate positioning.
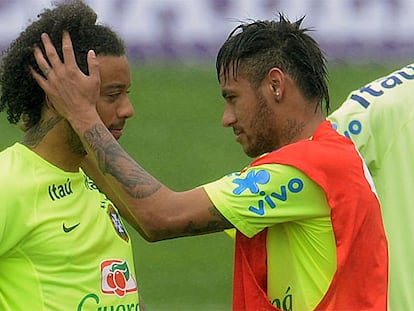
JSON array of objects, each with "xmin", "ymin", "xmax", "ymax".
[
  {"xmin": 204, "ymin": 164, "xmax": 336, "ymax": 310},
  {"xmin": 0, "ymin": 143, "xmax": 141, "ymax": 310},
  {"xmin": 328, "ymin": 63, "xmax": 414, "ymax": 311}
]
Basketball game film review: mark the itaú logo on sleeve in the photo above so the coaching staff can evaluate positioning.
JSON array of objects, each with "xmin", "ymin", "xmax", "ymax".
[
  {"xmin": 101, "ymin": 259, "xmax": 137, "ymax": 297},
  {"xmin": 231, "ymin": 169, "xmax": 304, "ymax": 216}
]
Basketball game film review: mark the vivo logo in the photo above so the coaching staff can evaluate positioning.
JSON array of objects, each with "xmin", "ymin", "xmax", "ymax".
[
  {"xmin": 231, "ymin": 169, "xmax": 304, "ymax": 216},
  {"xmin": 248, "ymin": 178, "xmax": 304, "ymax": 216}
]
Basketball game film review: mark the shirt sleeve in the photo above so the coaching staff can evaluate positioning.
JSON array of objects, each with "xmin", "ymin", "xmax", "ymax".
[
  {"xmin": 328, "ymin": 91, "xmax": 377, "ymax": 172},
  {"xmin": 328, "ymin": 64, "xmax": 414, "ymax": 177},
  {"xmin": 203, "ymin": 163, "xmax": 329, "ymax": 238},
  {"xmin": 0, "ymin": 179, "xmax": 29, "ymax": 256}
]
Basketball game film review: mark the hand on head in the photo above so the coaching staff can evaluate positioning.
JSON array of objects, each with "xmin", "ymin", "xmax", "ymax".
[{"xmin": 31, "ymin": 31, "xmax": 101, "ymax": 125}]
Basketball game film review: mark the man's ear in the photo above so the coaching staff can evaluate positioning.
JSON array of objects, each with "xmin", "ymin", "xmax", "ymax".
[
  {"xmin": 20, "ymin": 113, "xmax": 30, "ymax": 132},
  {"xmin": 267, "ymin": 67, "xmax": 285, "ymax": 103}
]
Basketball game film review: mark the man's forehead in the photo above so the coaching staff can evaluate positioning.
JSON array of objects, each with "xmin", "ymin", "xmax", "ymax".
[{"xmin": 219, "ymin": 73, "xmax": 252, "ymax": 96}]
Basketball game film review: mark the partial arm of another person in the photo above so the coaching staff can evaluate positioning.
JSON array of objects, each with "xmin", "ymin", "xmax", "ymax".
[{"xmin": 32, "ymin": 32, "xmax": 233, "ymax": 241}]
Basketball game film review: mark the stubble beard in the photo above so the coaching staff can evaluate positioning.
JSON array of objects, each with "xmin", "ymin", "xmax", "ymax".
[{"xmin": 244, "ymin": 92, "xmax": 278, "ymax": 158}]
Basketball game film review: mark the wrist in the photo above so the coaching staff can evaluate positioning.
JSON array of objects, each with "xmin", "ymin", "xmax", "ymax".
[{"xmin": 67, "ymin": 107, "xmax": 102, "ymax": 135}]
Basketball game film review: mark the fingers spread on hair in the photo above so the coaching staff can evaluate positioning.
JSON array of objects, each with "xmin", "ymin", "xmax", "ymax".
[
  {"xmin": 40, "ymin": 33, "xmax": 61, "ymax": 70},
  {"xmin": 61, "ymin": 31, "xmax": 77, "ymax": 68}
]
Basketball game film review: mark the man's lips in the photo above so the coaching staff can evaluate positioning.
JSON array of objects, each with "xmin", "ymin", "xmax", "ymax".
[
  {"xmin": 233, "ymin": 128, "xmax": 243, "ymax": 142},
  {"xmin": 109, "ymin": 128, "xmax": 123, "ymax": 140}
]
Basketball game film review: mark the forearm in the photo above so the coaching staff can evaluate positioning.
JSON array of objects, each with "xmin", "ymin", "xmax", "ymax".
[
  {"xmin": 83, "ymin": 122, "xmax": 160, "ymax": 196},
  {"xmin": 81, "ymin": 155, "xmax": 153, "ymax": 241},
  {"xmin": 73, "ymin": 113, "xmax": 164, "ymax": 236},
  {"xmin": 73, "ymin": 114, "xmax": 231, "ymax": 241}
]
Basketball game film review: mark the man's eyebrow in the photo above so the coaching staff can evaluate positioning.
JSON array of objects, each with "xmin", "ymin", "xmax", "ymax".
[{"xmin": 102, "ymin": 83, "xmax": 129, "ymax": 90}]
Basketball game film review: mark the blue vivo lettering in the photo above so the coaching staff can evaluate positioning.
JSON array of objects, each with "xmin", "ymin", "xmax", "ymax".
[
  {"xmin": 352, "ymin": 64, "xmax": 414, "ymax": 109},
  {"xmin": 248, "ymin": 178, "xmax": 304, "ymax": 216}
]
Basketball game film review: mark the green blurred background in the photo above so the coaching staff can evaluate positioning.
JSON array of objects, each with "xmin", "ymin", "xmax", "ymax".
[{"xmin": 0, "ymin": 61, "xmax": 404, "ymax": 310}]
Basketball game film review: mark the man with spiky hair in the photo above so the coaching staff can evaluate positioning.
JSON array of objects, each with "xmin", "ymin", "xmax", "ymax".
[
  {"xmin": 33, "ymin": 14, "xmax": 388, "ymax": 310},
  {"xmin": 0, "ymin": 1, "xmax": 143, "ymax": 310}
]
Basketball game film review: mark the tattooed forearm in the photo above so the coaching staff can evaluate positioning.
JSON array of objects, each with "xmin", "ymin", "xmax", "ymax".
[
  {"xmin": 183, "ymin": 206, "xmax": 233, "ymax": 235},
  {"xmin": 84, "ymin": 123, "xmax": 162, "ymax": 199},
  {"xmin": 140, "ymin": 206, "xmax": 233, "ymax": 240}
]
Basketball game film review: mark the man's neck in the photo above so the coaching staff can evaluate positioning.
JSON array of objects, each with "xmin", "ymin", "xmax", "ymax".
[{"xmin": 22, "ymin": 121, "xmax": 84, "ymax": 172}]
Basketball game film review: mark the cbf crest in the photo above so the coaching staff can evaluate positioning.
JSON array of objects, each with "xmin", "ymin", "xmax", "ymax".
[{"xmin": 106, "ymin": 203, "xmax": 129, "ymax": 242}]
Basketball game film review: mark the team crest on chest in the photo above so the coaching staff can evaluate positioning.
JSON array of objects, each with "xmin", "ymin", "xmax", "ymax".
[{"xmin": 107, "ymin": 204, "xmax": 129, "ymax": 242}]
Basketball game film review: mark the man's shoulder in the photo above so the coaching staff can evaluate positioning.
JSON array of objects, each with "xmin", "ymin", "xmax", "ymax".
[
  {"xmin": 331, "ymin": 63, "xmax": 414, "ymax": 118},
  {"xmin": 0, "ymin": 143, "xmax": 21, "ymax": 175}
]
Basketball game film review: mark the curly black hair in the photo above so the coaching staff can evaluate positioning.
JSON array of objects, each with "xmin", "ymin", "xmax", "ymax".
[
  {"xmin": 0, "ymin": 0, "xmax": 126, "ymax": 127},
  {"xmin": 216, "ymin": 13, "xmax": 330, "ymax": 114}
]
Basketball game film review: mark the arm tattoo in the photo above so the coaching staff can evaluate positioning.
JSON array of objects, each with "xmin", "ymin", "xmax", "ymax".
[
  {"xmin": 183, "ymin": 207, "xmax": 233, "ymax": 235},
  {"xmin": 84, "ymin": 124, "xmax": 161, "ymax": 199},
  {"xmin": 153, "ymin": 206, "xmax": 233, "ymax": 239}
]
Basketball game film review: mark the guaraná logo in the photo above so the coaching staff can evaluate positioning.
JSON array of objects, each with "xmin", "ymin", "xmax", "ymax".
[{"xmin": 101, "ymin": 259, "xmax": 137, "ymax": 297}]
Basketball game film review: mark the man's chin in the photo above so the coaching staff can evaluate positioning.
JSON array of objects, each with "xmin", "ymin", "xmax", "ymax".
[
  {"xmin": 243, "ymin": 146, "xmax": 257, "ymax": 158},
  {"xmin": 244, "ymin": 145, "xmax": 268, "ymax": 159}
]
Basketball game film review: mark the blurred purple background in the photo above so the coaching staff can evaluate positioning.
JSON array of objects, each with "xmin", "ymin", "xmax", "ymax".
[{"xmin": 1, "ymin": 0, "xmax": 412, "ymax": 62}]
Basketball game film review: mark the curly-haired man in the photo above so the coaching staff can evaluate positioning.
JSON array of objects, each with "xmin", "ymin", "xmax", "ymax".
[{"xmin": 0, "ymin": 1, "xmax": 143, "ymax": 310}]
